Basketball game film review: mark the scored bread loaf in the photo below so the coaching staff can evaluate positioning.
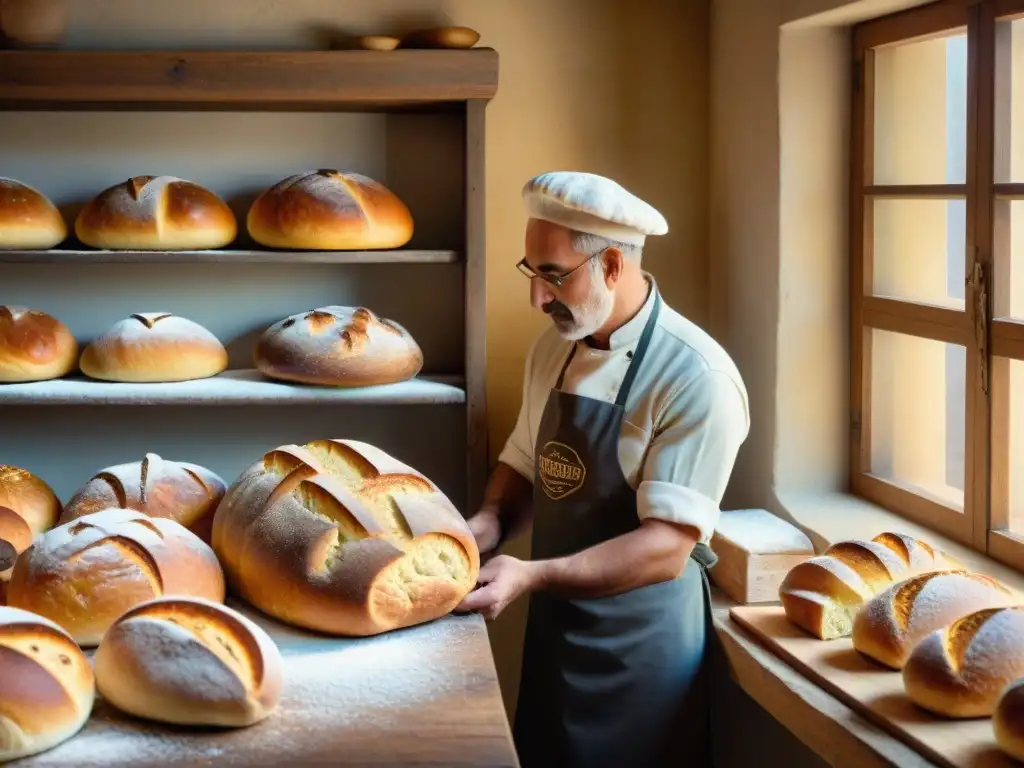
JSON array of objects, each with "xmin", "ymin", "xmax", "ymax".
[
  {"xmin": 995, "ymin": 678, "xmax": 1024, "ymax": 762},
  {"xmin": 61, "ymin": 453, "xmax": 227, "ymax": 544},
  {"xmin": 852, "ymin": 570, "xmax": 1017, "ymax": 669},
  {"xmin": 79, "ymin": 312, "xmax": 228, "ymax": 383},
  {"xmin": 246, "ymin": 170, "xmax": 414, "ymax": 250},
  {"xmin": 211, "ymin": 438, "xmax": 480, "ymax": 636},
  {"xmin": 0, "ymin": 465, "xmax": 62, "ymax": 538},
  {"xmin": 779, "ymin": 532, "xmax": 959, "ymax": 640},
  {"xmin": 94, "ymin": 596, "xmax": 283, "ymax": 728},
  {"xmin": 75, "ymin": 175, "xmax": 237, "ymax": 251},
  {"xmin": 254, "ymin": 305, "xmax": 424, "ymax": 387},
  {"xmin": 0, "ymin": 177, "xmax": 67, "ymax": 250},
  {"xmin": 0, "ymin": 306, "xmax": 78, "ymax": 383},
  {"xmin": 7, "ymin": 508, "xmax": 226, "ymax": 646},
  {"xmin": 903, "ymin": 605, "xmax": 1024, "ymax": 717},
  {"xmin": 0, "ymin": 605, "xmax": 95, "ymax": 762}
]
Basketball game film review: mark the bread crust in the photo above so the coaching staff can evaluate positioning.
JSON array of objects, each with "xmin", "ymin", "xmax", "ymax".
[
  {"xmin": 0, "ymin": 465, "xmax": 62, "ymax": 539},
  {"xmin": 0, "ymin": 306, "xmax": 78, "ymax": 383},
  {"xmin": 0, "ymin": 506, "xmax": 33, "ymax": 582},
  {"xmin": 255, "ymin": 305, "xmax": 423, "ymax": 387},
  {"xmin": 995, "ymin": 678, "xmax": 1024, "ymax": 762},
  {"xmin": 0, "ymin": 177, "xmax": 67, "ymax": 250},
  {"xmin": 246, "ymin": 170, "xmax": 414, "ymax": 250},
  {"xmin": 7, "ymin": 508, "xmax": 226, "ymax": 647},
  {"xmin": 211, "ymin": 439, "xmax": 480, "ymax": 636}
]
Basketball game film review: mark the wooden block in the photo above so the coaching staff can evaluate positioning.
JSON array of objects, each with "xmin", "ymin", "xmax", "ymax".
[{"xmin": 709, "ymin": 508, "xmax": 815, "ymax": 604}]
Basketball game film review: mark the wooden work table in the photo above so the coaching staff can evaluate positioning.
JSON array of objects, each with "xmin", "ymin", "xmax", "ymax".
[{"xmin": 12, "ymin": 600, "xmax": 519, "ymax": 768}]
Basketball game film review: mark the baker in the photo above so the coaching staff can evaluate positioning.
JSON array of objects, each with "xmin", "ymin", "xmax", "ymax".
[{"xmin": 457, "ymin": 171, "xmax": 750, "ymax": 767}]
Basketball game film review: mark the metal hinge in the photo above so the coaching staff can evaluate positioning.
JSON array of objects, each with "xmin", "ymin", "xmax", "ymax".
[{"xmin": 967, "ymin": 259, "xmax": 990, "ymax": 394}]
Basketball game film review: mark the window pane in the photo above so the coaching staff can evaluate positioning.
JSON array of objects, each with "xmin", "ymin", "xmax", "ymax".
[
  {"xmin": 873, "ymin": 32, "xmax": 967, "ymax": 185},
  {"xmin": 993, "ymin": 199, "xmax": 1024, "ymax": 320},
  {"xmin": 871, "ymin": 198, "xmax": 966, "ymax": 310},
  {"xmin": 869, "ymin": 328, "xmax": 966, "ymax": 510},
  {"xmin": 1005, "ymin": 358, "xmax": 1024, "ymax": 535},
  {"xmin": 994, "ymin": 16, "xmax": 1024, "ymax": 183}
]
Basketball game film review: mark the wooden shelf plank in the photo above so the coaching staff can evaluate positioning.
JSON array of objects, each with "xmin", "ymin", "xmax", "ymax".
[
  {"xmin": 0, "ymin": 369, "xmax": 465, "ymax": 406},
  {"xmin": 0, "ymin": 49, "xmax": 499, "ymax": 111},
  {"xmin": 0, "ymin": 249, "xmax": 460, "ymax": 264}
]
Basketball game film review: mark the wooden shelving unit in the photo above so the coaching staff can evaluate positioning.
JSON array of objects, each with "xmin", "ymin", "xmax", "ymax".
[{"xmin": 0, "ymin": 47, "xmax": 497, "ymax": 513}]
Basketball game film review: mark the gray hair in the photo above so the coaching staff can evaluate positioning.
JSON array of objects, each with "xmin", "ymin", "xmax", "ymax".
[{"xmin": 569, "ymin": 230, "xmax": 643, "ymax": 268}]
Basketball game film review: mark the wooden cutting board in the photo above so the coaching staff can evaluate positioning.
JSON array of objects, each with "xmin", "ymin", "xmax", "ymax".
[{"xmin": 729, "ymin": 605, "xmax": 1019, "ymax": 768}]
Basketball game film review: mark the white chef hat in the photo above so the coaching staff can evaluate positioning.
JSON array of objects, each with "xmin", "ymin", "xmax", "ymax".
[{"xmin": 521, "ymin": 171, "xmax": 668, "ymax": 247}]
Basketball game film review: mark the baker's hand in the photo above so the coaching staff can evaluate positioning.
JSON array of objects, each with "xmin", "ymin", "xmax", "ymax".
[{"xmin": 455, "ymin": 555, "xmax": 540, "ymax": 621}]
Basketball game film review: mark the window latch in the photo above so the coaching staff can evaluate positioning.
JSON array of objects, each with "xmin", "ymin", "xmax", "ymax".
[{"xmin": 967, "ymin": 260, "xmax": 989, "ymax": 395}]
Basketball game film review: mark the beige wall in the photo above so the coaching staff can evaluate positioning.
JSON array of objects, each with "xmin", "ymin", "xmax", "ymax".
[{"xmin": 45, "ymin": 0, "xmax": 711, "ymax": 720}]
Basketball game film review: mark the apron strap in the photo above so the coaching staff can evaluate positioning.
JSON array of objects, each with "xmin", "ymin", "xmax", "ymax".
[
  {"xmin": 614, "ymin": 289, "xmax": 662, "ymax": 407},
  {"xmin": 554, "ymin": 342, "xmax": 579, "ymax": 391}
]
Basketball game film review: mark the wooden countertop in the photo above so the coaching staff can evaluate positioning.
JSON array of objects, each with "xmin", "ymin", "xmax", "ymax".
[{"xmin": 12, "ymin": 601, "xmax": 519, "ymax": 768}]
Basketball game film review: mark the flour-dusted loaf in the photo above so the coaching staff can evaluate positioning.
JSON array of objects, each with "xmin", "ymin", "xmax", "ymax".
[
  {"xmin": 75, "ymin": 175, "xmax": 237, "ymax": 250},
  {"xmin": 79, "ymin": 312, "xmax": 228, "ymax": 383},
  {"xmin": 903, "ymin": 605, "xmax": 1024, "ymax": 717},
  {"xmin": 0, "ymin": 177, "xmax": 67, "ymax": 250},
  {"xmin": 61, "ymin": 453, "xmax": 226, "ymax": 544},
  {"xmin": 254, "ymin": 305, "xmax": 424, "ymax": 387},
  {"xmin": 94, "ymin": 596, "xmax": 283, "ymax": 728},
  {"xmin": 995, "ymin": 678, "xmax": 1024, "ymax": 762},
  {"xmin": 0, "ymin": 306, "xmax": 78, "ymax": 383},
  {"xmin": 852, "ymin": 570, "xmax": 1017, "ymax": 669},
  {"xmin": 211, "ymin": 439, "xmax": 480, "ymax": 636},
  {"xmin": 246, "ymin": 170, "xmax": 414, "ymax": 250},
  {"xmin": 0, "ymin": 465, "xmax": 62, "ymax": 538},
  {"xmin": 0, "ymin": 606, "xmax": 95, "ymax": 762},
  {"xmin": 778, "ymin": 532, "xmax": 960, "ymax": 640},
  {"xmin": 7, "ymin": 508, "xmax": 226, "ymax": 646}
]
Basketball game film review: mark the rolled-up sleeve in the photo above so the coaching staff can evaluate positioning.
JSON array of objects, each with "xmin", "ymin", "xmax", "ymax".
[
  {"xmin": 636, "ymin": 369, "xmax": 749, "ymax": 542},
  {"xmin": 496, "ymin": 338, "xmax": 538, "ymax": 482}
]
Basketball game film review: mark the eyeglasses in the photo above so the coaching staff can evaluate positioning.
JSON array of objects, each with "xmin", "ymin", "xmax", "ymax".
[{"xmin": 516, "ymin": 247, "xmax": 606, "ymax": 288}]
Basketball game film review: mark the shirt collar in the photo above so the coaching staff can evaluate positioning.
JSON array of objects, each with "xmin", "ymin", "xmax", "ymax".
[{"xmin": 586, "ymin": 273, "xmax": 658, "ymax": 351}]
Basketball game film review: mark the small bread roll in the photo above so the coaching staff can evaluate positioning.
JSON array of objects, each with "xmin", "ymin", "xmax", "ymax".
[
  {"xmin": 79, "ymin": 312, "xmax": 228, "ymax": 383},
  {"xmin": 0, "ymin": 606, "xmax": 95, "ymax": 762},
  {"xmin": 0, "ymin": 306, "xmax": 79, "ymax": 383},
  {"xmin": 0, "ymin": 177, "xmax": 67, "ymax": 249},
  {"xmin": 903, "ymin": 605, "xmax": 1024, "ymax": 717},
  {"xmin": 61, "ymin": 453, "xmax": 226, "ymax": 544},
  {"xmin": 75, "ymin": 175, "xmax": 237, "ymax": 251},
  {"xmin": 852, "ymin": 571, "xmax": 1017, "ymax": 670},
  {"xmin": 246, "ymin": 170, "xmax": 414, "ymax": 250},
  {"xmin": 995, "ymin": 678, "xmax": 1024, "ymax": 762},
  {"xmin": 0, "ymin": 465, "xmax": 61, "ymax": 538},
  {"xmin": 0, "ymin": 506, "xmax": 33, "ymax": 582},
  {"xmin": 255, "ymin": 305, "xmax": 423, "ymax": 387},
  {"xmin": 94, "ymin": 596, "xmax": 283, "ymax": 728},
  {"xmin": 7, "ymin": 508, "xmax": 226, "ymax": 647},
  {"xmin": 400, "ymin": 26, "xmax": 481, "ymax": 49}
]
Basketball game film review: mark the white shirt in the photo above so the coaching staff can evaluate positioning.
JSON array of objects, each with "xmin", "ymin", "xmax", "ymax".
[{"xmin": 497, "ymin": 278, "xmax": 750, "ymax": 543}]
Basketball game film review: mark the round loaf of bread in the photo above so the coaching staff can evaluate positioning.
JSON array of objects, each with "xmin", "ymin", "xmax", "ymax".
[
  {"xmin": 94, "ymin": 596, "xmax": 283, "ymax": 728},
  {"xmin": 995, "ymin": 678, "xmax": 1024, "ymax": 762},
  {"xmin": 0, "ymin": 506, "xmax": 33, "ymax": 583},
  {"xmin": 0, "ymin": 306, "xmax": 78, "ymax": 383},
  {"xmin": 0, "ymin": 177, "xmax": 67, "ymax": 250},
  {"xmin": 211, "ymin": 438, "xmax": 480, "ymax": 636},
  {"xmin": 75, "ymin": 175, "xmax": 237, "ymax": 251},
  {"xmin": 903, "ymin": 605, "xmax": 1024, "ymax": 717},
  {"xmin": 852, "ymin": 571, "xmax": 1017, "ymax": 670},
  {"xmin": 254, "ymin": 305, "xmax": 423, "ymax": 387},
  {"xmin": 0, "ymin": 465, "xmax": 62, "ymax": 538},
  {"xmin": 7, "ymin": 508, "xmax": 226, "ymax": 647},
  {"xmin": 79, "ymin": 312, "xmax": 228, "ymax": 383},
  {"xmin": 246, "ymin": 170, "xmax": 414, "ymax": 250},
  {"xmin": 0, "ymin": 606, "xmax": 95, "ymax": 762},
  {"xmin": 61, "ymin": 453, "xmax": 227, "ymax": 544}
]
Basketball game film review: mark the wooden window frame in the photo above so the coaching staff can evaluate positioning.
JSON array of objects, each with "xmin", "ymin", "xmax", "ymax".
[{"xmin": 851, "ymin": 0, "xmax": 1024, "ymax": 571}]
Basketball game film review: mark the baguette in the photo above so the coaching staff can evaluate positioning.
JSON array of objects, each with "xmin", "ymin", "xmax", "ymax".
[{"xmin": 779, "ymin": 532, "xmax": 959, "ymax": 640}]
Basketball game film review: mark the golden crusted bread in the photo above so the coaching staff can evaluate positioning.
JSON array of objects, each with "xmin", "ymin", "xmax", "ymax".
[
  {"xmin": 211, "ymin": 438, "xmax": 480, "ymax": 636},
  {"xmin": 0, "ymin": 177, "xmax": 67, "ymax": 250},
  {"xmin": 254, "ymin": 305, "xmax": 424, "ymax": 387},
  {"xmin": 0, "ymin": 506, "xmax": 33, "ymax": 584},
  {"xmin": 0, "ymin": 306, "xmax": 78, "ymax": 383},
  {"xmin": 995, "ymin": 678, "xmax": 1024, "ymax": 762},
  {"xmin": 852, "ymin": 570, "xmax": 1017, "ymax": 669},
  {"xmin": 79, "ymin": 312, "xmax": 228, "ymax": 383},
  {"xmin": 0, "ymin": 605, "xmax": 95, "ymax": 762},
  {"xmin": 94, "ymin": 596, "xmax": 283, "ymax": 728},
  {"xmin": 779, "ymin": 532, "xmax": 959, "ymax": 640},
  {"xmin": 7, "ymin": 508, "xmax": 226, "ymax": 646},
  {"xmin": 246, "ymin": 170, "xmax": 414, "ymax": 250},
  {"xmin": 61, "ymin": 453, "xmax": 227, "ymax": 544},
  {"xmin": 75, "ymin": 175, "xmax": 237, "ymax": 251},
  {"xmin": 903, "ymin": 605, "xmax": 1024, "ymax": 717},
  {"xmin": 0, "ymin": 465, "xmax": 62, "ymax": 539}
]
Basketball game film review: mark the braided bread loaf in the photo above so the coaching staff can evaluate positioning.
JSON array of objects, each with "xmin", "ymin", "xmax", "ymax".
[
  {"xmin": 779, "ymin": 532, "xmax": 960, "ymax": 639},
  {"xmin": 211, "ymin": 439, "xmax": 479, "ymax": 636}
]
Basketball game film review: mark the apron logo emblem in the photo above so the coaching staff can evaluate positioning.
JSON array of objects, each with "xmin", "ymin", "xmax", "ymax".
[{"xmin": 538, "ymin": 441, "xmax": 586, "ymax": 500}]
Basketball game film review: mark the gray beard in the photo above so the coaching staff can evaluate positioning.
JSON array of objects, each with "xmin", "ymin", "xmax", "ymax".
[{"xmin": 551, "ymin": 276, "xmax": 615, "ymax": 341}]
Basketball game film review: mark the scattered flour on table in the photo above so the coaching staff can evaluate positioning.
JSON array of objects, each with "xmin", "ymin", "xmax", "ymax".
[{"xmin": 713, "ymin": 509, "xmax": 813, "ymax": 554}]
